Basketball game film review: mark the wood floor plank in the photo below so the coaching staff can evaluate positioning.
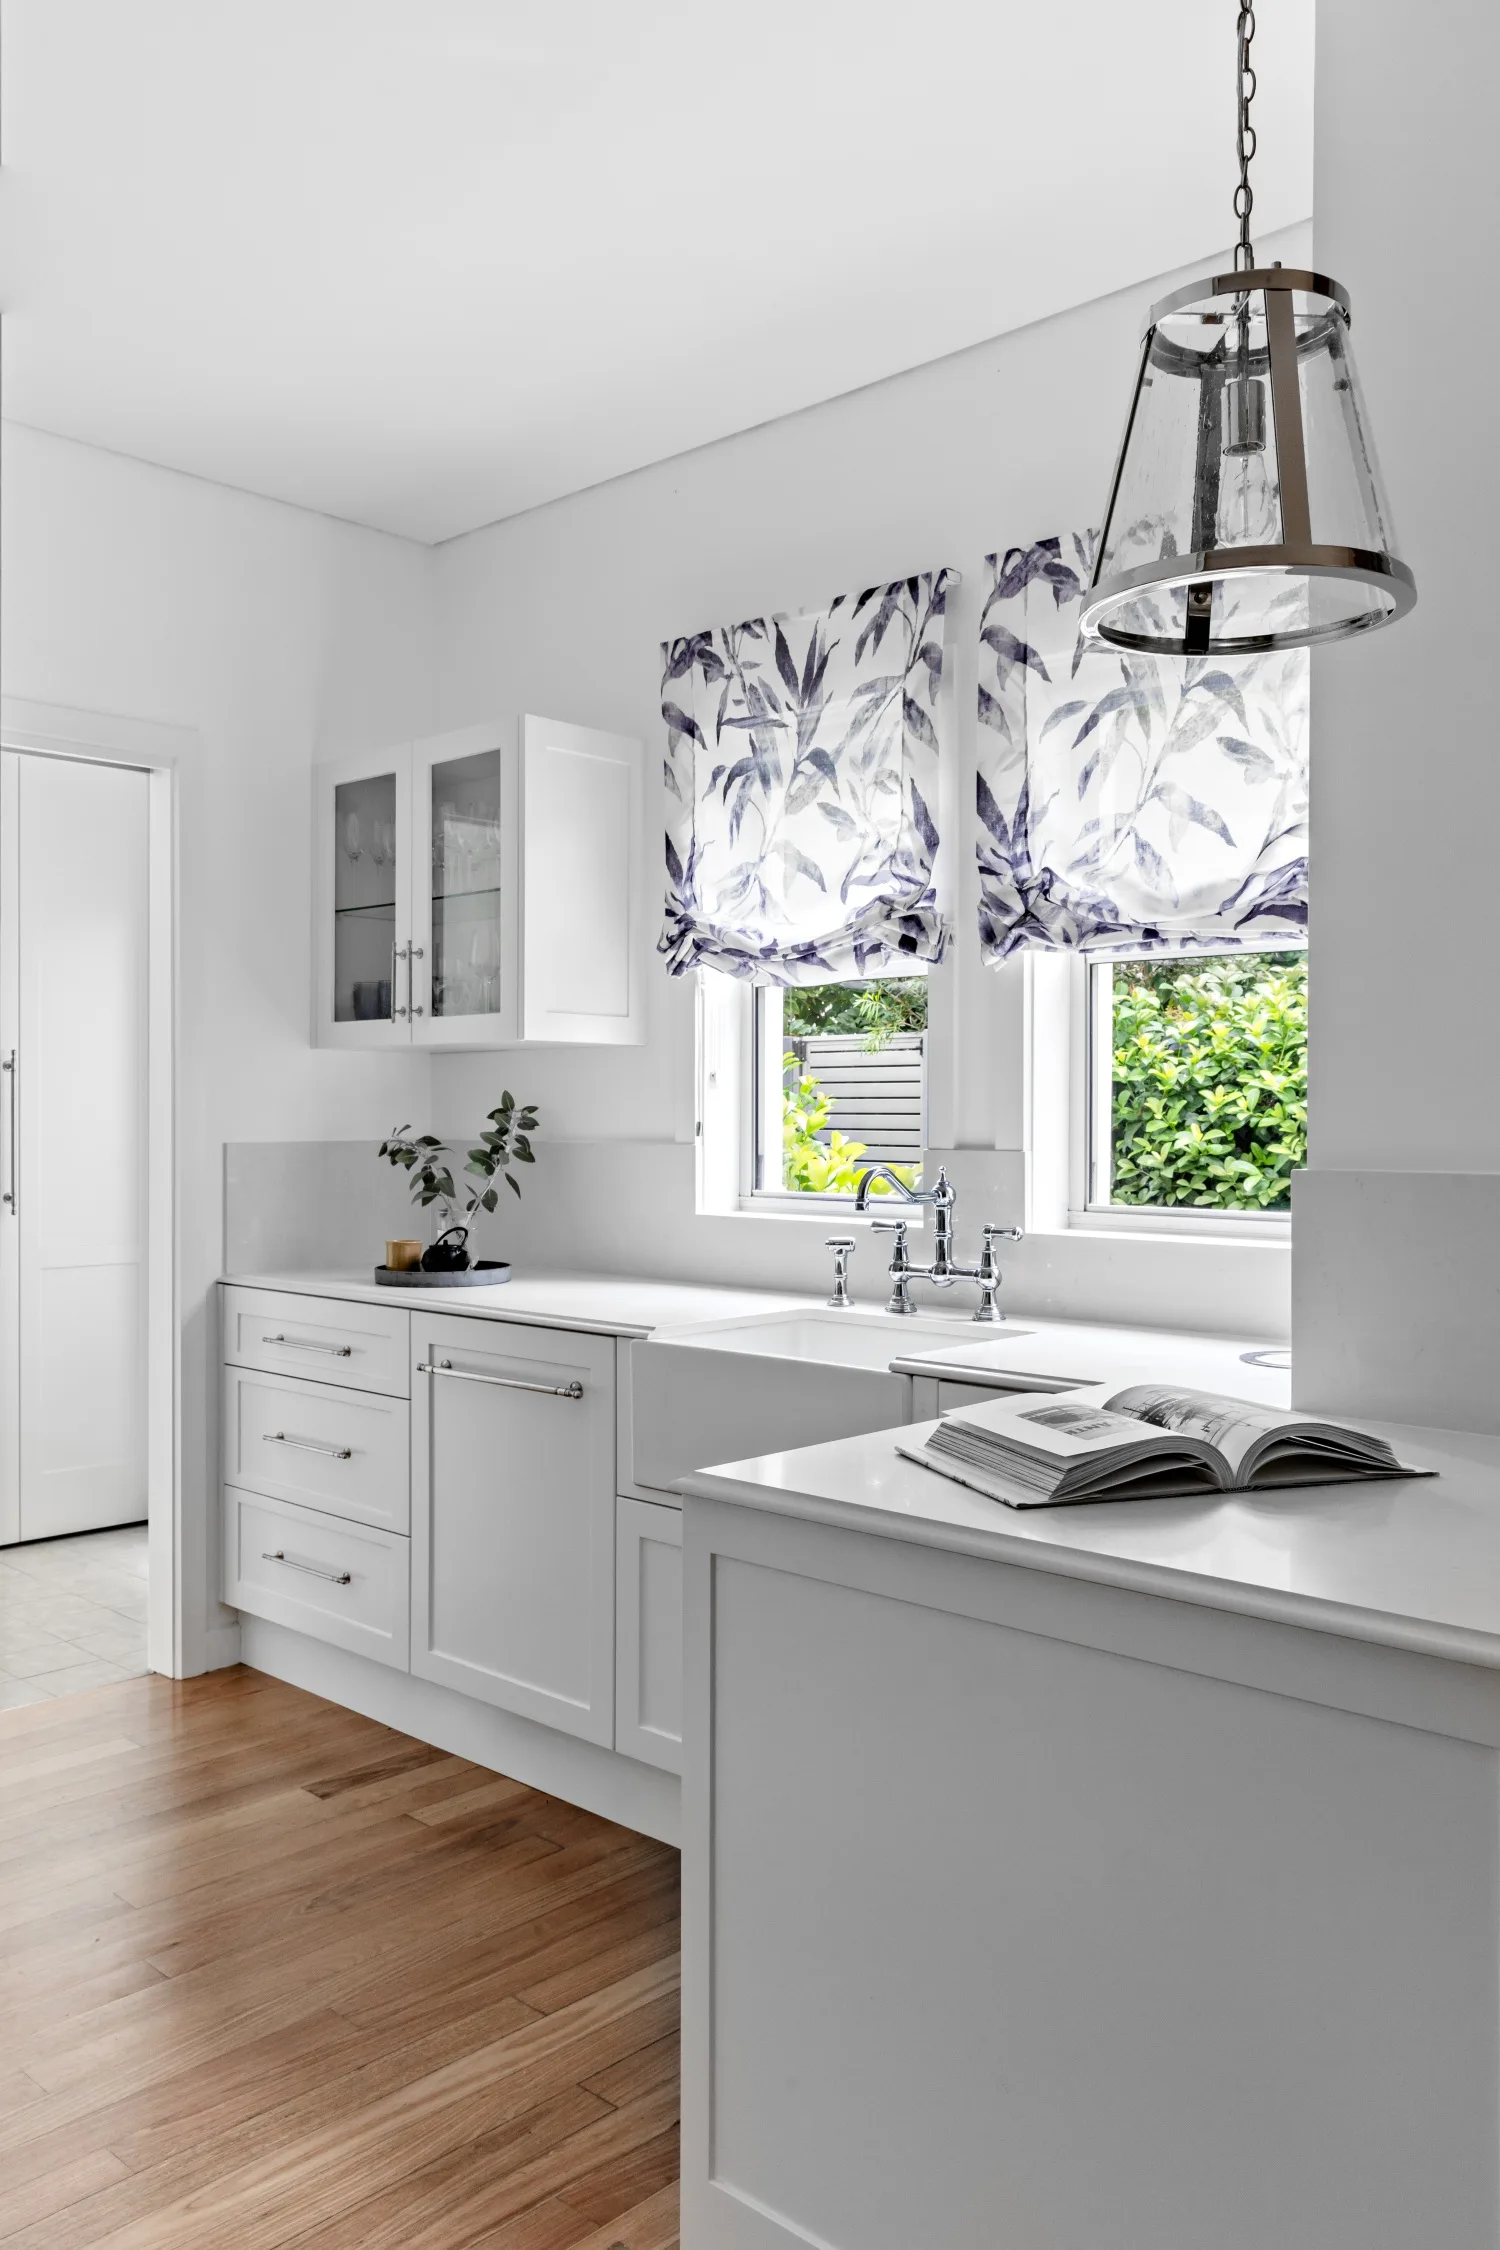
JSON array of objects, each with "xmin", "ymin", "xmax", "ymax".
[{"xmin": 0, "ymin": 1669, "xmax": 680, "ymax": 2250}]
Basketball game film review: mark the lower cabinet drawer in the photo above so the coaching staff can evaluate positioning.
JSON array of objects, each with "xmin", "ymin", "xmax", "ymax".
[
  {"xmin": 614, "ymin": 1495, "xmax": 683, "ymax": 1774},
  {"xmin": 222, "ymin": 1366, "xmax": 410, "ymax": 1532},
  {"xmin": 224, "ymin": 1487, "xmax": 409, "ymax": 1669},
  {"xmin": 221, "ymin": 1285, "xmax": 411, "ymax": 1397}
]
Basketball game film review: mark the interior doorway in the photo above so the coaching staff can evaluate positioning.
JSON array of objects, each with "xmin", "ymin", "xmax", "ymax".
[{"xmin": 0, "ymin": 748, "xmax": 153, "ymax": 1703}]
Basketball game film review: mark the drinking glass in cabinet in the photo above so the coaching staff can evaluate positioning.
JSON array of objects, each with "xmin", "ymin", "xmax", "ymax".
[
  {"xmin": 430, "ymin": 748, "xmax": 502, "ymax": 1019},
  {"xmin": 334, "ymin": 772, "xmax": 398, "ymax": 1024}
]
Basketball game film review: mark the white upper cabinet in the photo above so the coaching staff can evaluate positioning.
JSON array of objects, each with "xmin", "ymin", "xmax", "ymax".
[{"xmin": 313, "ymin": 717, "xmax": 645, "ymax": 1050}]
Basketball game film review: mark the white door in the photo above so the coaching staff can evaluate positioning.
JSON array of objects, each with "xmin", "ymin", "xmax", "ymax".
[
  {"xmin": 410, "ymin": 1313, "xmax": 616, "ymax": 1744},
  {"xmin": 1, "ymin": 752, "xmax": 150, "ymax": 1542},
  {"xmin": 312, "ymin": 745, "xmax": 414, "ymax": 1048},
  {"xmin": 521, "ymin": 715, "xmax": 645, "ymax": 1045}
]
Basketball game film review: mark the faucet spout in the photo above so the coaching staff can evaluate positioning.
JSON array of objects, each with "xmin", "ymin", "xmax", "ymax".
[{"xmin": 853, "ymin": 1164, "xmax": 924, "ymax": 1213}]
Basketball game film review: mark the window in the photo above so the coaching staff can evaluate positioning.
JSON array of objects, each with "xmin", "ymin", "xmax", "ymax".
[
  {"xmin": 1086, "ymin": 951, "xmax": 1307, "ymax": 1216},
  {"xmin": 751, "ymin": 976, "xmax": 928, "ymax": 1201}
]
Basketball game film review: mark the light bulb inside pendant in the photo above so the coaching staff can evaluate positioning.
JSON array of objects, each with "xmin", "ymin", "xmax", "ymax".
[{"xmin": 1215, "ymin": 375, "xmax": 1278, "ymax": 548}]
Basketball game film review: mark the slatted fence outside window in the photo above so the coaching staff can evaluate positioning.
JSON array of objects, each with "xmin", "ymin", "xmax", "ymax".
[{"xmin": 784, "ymin": 1033, "xmax": 925, "ymax": 1169}]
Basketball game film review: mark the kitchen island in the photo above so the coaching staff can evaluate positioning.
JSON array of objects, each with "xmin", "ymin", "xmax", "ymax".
[{"xmin": 679, "ymin": 1413, "xmax": 1500, "ymax": 2250}]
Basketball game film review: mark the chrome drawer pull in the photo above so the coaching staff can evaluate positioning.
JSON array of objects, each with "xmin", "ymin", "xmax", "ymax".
[
  {"xmin": 262, "ymin": 1549, "xmax": 352, "ymax": 1586},
  {"xmin": 261, "ymin": 1333, "xmax": 353, "ymax": 1358},
  {"xmin": 262, "ymin": 1431, "xmax": 354, "ymax": 1459},
  {"xmin": 417, "ymin": 1358, "xmax": 583, "ymax": 1402}
]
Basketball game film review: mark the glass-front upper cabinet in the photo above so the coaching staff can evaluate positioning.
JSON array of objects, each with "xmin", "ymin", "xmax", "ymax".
[
  {"xmin": 313, "ymin": 718, "xmax": 645, "ymax": 1051},
  {"xmin": 409, "ymin": 725, "xmax": 518, "ymax": 1045},
  {"xmin": 315, "ymin": 748, "xmax": 413, "ymax": 1050}
]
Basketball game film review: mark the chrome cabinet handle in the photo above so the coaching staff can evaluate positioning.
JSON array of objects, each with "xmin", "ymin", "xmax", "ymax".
[
  {"xmin": 408, "ymin": 944, "xmax": 424, "ymax": 1018},
  {"xmin": 417, "ymin": 1357, "xmax": 583, "ymax": 1402},
  {"xmin": 393, "ymin": 940, "xmax": 411, "ymax": 1020},
  {"xmin": 261, "ymin": 1334, "xmax": 353, "ymax": 1358},
  {"xmin": 262, "ymin": 1549, "xmax": 352, "ymax": 1586},
  {"xmin": 262, "ymin": 1431, "xmax": 354, "ymax": 1459},
  {"xmin": 1, "ymin": 1050, "xmax": 13, "ymax": 1215}
]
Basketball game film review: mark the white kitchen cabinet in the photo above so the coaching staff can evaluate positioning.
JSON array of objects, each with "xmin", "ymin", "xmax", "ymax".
[
  {"xmin": 410, "ymin": 1312, "xmax": 617, "ymax": 1745},
  {"xmin": 312, "ymin": 716, "xmax": 645, "ymax": 1050},
  {"xmin": 224, "ymin": 1487, "xmax": 409, "ymax": 1669},
  {"xmin": 614, "ymin": 1496, "xmax": 683, "ymax": 1774},
  {"xmin": 220, "ymin": 1285, "xmax": 410, "ymax": 1398},
  {"xmin": 221, "ymin": 1365, "xmax": 411, "ymax": 1533}
]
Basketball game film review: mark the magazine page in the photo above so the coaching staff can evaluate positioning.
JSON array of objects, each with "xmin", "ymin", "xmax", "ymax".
[
  {"xmin": 939, "ymin": 1393, "xmax": 1171, "ymax": 1462},
  {"xmin": 927, "ymin": 1391, "xmax": 1228, "ymax": 1500},
  {"xmin": 1102, "ymin": 1385, "xmax": 1301, "ymax": 1481},
  {"xmin": 1102, "ymin": 1384, "xmax": 1403, "ymax": 1484}
]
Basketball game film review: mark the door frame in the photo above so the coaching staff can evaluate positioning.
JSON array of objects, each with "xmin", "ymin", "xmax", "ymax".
[{"xmin": 1, "ymin": 698, "xmax": 187, "ymax": 1677}]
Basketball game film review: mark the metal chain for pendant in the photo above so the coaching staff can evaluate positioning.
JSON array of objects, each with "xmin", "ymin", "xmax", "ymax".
[{"xmin": 1234, "ymin": 5, "xmax": 1257, "ymax": 271}]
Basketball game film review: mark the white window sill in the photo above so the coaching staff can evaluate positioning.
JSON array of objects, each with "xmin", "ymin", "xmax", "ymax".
[
  {"xmin": 1067, "ymin": 1205, "xmax": 1290, "ymax": 1245},
  {"xmin": 730, "ymin": 1193, "xmax": 928, "ymax": 1230}
]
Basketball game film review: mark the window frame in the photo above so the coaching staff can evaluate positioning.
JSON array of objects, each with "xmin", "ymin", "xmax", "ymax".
[{"xmin": 1073, "ymin": 948, "xmax": 1302, "ymax": 1235}]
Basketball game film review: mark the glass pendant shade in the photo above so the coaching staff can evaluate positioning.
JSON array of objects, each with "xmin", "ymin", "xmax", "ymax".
[{"xmin": 1080, "ymin": 266, "xmax": 1416, "ymax": 655}]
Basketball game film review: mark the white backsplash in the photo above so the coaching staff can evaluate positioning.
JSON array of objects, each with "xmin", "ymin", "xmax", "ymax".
[{"xmin": 223, "ymin": 1138, "xmax": 1289, "ymax": 1339}]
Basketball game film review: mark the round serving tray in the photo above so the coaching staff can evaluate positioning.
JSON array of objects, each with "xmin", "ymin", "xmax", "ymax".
[{"xmin": 374, "ymin": 1261, "xmax": 511, "ymax": 1289}]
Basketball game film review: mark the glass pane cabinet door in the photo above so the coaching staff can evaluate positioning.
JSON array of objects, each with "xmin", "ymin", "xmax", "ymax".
[
  {"xmin": 425, "ymin": 747, "xmax": 507, "ymax": 1033},
  {"xmin": 332, "ymin": 770, "xmax": 400, "ymax": 1027}
]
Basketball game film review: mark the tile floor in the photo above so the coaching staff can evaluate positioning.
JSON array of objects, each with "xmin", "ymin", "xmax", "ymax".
[{"xmin": 0, "ymin": 1524, "xmax": 149, "ymax": 1706}]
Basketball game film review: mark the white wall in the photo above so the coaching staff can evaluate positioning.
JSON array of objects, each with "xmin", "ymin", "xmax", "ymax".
[
  {"xmin": 431, "ymin": 230, "xmax": 1310, "ymax": 1338},
  {"xmin": 1293, "ymin": 1, "xmax": 1500, "ymax": 1428},
  {"xmin": 1, "ymin": 422, "xmax": 437, "ymax": 1664}
]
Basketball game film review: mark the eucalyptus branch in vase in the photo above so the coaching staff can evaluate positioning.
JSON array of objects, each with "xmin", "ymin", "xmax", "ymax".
[{"xmin": 378, "ymin": 1092, "xmax": 539, "ymax": 1273}]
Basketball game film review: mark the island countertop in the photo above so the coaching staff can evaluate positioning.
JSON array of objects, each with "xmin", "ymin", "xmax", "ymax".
[{"xmin": 680, "ymin": 1412, "xmax": 1500, "ymax": 1670}]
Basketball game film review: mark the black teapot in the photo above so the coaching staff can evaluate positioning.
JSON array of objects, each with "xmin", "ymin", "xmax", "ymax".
[{"xmin": 421, "ymin": 1227, "xmax": 471, "ymax": 1274}]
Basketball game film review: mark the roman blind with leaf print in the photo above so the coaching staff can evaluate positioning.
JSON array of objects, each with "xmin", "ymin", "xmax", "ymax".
[
  {"xmin": 659, "ymin": 571, "xmax": 956, "ymax": 983},
  {"xmin": 975, "ymin": 533, "xmax": 1308, "ymax": 961}
]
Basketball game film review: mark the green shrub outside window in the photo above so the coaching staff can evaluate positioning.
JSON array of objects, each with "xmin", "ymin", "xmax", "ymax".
[
  {"xmin": 778, "ymin": 977, "xmax": 927, "ymax": 1195},
  {"xmin": 1108, "ymin": 952, "xmax": 1307, "ymax": 1213}
]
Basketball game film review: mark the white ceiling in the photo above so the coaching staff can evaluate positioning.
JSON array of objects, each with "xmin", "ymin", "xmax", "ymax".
[{"xmin": 1, "ymin": 1, "xmax": 1314, "ymax": 545}]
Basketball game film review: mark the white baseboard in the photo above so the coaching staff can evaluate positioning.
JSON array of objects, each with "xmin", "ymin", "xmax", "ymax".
[{"xmin": 239, "ymin": 1616, "xmax": 681, "ymax": 1847}]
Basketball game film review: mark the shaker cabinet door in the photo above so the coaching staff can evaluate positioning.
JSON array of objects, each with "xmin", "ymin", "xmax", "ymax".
[
  {"xmin": 614, "ymin": 1496, "xmax": 683, "ymax": 1774},
  {"xmin": 313, "ymin": 745, "xmax": 415, "ymax": 1048},
  {"xmin": 409, "ymin": 724, "xmax": 520, "ymax": 1047},
  {"xmin": 410, "ymin": 1314, "xmax": 616, "ymax": 1744}
]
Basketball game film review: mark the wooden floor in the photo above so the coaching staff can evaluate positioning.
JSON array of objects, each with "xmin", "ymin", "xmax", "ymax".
[{"xmin": 0, "ymin": 1666, "xmax": 680, "ymax": 2249}]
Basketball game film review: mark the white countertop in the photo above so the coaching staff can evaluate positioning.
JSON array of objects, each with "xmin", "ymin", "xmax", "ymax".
[
  {"xmin": 892, "ymin": 1319, "xmax": 1291, "ymax": 1398},
  {"xmin": 681, "ymin": 1415, "xmax": 1500, "ymax": 1671},
  {"xmin": 222, "ymin": 1268, "xmax": 812, "ymax": 1340}
]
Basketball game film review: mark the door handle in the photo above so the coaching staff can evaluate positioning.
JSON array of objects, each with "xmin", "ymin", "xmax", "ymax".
[
  {"xmin": 262, "ymin": 1431, "xmax": 354, "ymax": 1460},
  {"xmin": 262, "ymin": 1549, "xmax": 352, "ymax": 1586},
  {"xmin": 408, "ymin": 944, "xmax": 424, "ymax": 1019},
  {"xmin": 417, "ymin": 1357, "xmax": 583, "ymax": 1401},
  {"xmin": 1, "ymin": 1051, "xmax": 13, "ymax": 1215}
]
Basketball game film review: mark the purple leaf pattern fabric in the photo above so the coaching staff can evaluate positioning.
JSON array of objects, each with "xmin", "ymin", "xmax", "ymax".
[
  {"xmin": 659, "ymin": 572, "xmax": 955, "ymax": 983},
  {"xmin": 976, "ymin": 533, "xmax": 1308, "ymax": 961}
]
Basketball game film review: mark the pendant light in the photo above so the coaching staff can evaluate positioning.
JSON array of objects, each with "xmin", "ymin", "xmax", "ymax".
[{"xmin": 1079, "ymin": 6, "xmax": 1415, "ymax": 656}]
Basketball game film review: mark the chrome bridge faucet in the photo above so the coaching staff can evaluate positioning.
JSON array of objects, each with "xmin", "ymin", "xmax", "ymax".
[{"xmin": 850, "ymin": 1164, "xmax": 1022, "ymax": 1323}]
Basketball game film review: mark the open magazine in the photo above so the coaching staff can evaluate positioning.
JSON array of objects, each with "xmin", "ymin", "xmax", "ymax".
[{"xmin": 895, "ymin": 1383, "xmax": 1435, "ymax": 1510}]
